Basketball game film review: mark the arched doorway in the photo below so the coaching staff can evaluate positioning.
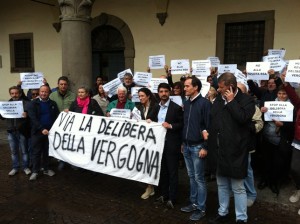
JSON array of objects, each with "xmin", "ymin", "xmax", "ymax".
[{"xmin": 91, "ymin": 13, "xmax": 135, "ymax": 82}]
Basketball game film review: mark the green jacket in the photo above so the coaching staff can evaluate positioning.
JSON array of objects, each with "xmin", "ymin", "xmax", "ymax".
[
  {"xmin": 106, "ymin": 99, "xmax": 135, "ymax": 112},
  {"xmin": 49, "ymin": 90, "xmax": 76, "ymax": 112}
]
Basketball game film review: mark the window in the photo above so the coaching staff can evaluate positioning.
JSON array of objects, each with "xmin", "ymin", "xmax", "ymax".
[
  {"xmin": 9, "ymin": 33, "xmax": 34, "ymax": 73},
  {"xmin": 216, "ymin": 11, "xmax": 274, "ymax": 69}
]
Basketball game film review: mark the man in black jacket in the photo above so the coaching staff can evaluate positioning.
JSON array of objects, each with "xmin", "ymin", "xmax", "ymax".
[
  {"xmin": 27, "ymin": 85, "xmax": 60, "ymax": 181},
  {"xmin": 208, "ymin": 73, "xmax": 255, "ymax": 224}
]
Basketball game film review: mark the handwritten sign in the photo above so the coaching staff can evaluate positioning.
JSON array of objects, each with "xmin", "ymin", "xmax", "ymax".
[
  {"xmin": 103, "ymin": 78, "xmax": 122, "ymax": 97},
  {"xmin": 133, "ymin": 72, "xmax": 152, "ymax": 87},
  {"xmin": 264, "ymin": 101, "xmax": 294, "ymax": 122},
  {"xmin": 207, "ymin": 57, "xmax": 220, "ymax": 68},
  {"xmin": 49, "ymin": 112, "xmax": 167, "ymax": 185},
  {"xmin": 0, "ymin": 101, "xmax": 24, "ymax": 118},
  {"xmin": 285, "ymin": 60, "xmax": 300, "ymax": 83},
  {"xmin": 118, "ymin": 69, "xmax": 133, "ymax": 82},
  {"xmin": 192, "ymin": 60, "xmax": 211, "ymax": 76},
  {"xmin": 110, "ymin": 108, "xmax": 131, "ymax": 119},
  {"xmin": 218, "ymin": 64, "xmax": 237, "ymax": 77},
  {"xmin": 131, "ymin": 107, "xmax": 142, "ymax": 121},
  {"xmin": 131, "ymin": 87, "xmax": 143, "ymax": 103},
  {"xmin": 235, "ymin": 69, "xmax": 248, "ymax": 88},
  {"xmin": 268, "ymin": 49, "xmax": 286, "ymax": 59},
  {"xmin": 149, "ymin": 78, "xmax": 168, "ymax": 93},
  {"xmin": 246, "ymin": 62, "xmax": 270, "ymax": 80},
  {"xmin": 20, "ymin": 72, "xmax": 43, "ymax": 89},
  {"xmin": 171, "ymin": 59, "xmax": 190, "ymax": 75},
  {"xmin": 149, "ymin": 55, "xmax": 165, "ymax": 69}
]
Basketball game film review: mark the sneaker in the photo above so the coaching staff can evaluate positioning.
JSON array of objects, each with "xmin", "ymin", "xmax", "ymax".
[
  {"xmin": 8, "ymin": 169, "xmax": 18, "ymax": 176},
  {"xmin": 166, "ymin": 200, "xmax": 174, "ymax": 209},
  {"xmin": 141, "ymin": 186, "xmax": 155, "ymax": 199},
  {"xmin": 209, "ymin": 214, "xmax": 229, "ymax": 224},
  {"xmin": 190, "ymin": 210, "xmax": 206, "ymax": 221},
  {"xmin": 29, "ymin": 173, "xmax": 38, "ymax": 181},
  {"xmin": 289, "ymin": 190, "xmax": 300, "ymax": 203},
  {"xmin": 43, "ymin": 170, "xmax": 55, "ymax": 177},
  {"xmin": 24, "ymin": 168, "xmax": 31, "ymax": 175},
  {"xmin": 180, "ymin": 204, "xmax": 197, "ymax": 213},
  {"xmin": 247, "ymin": 199, "xmax": 254, "ymax": 207}
]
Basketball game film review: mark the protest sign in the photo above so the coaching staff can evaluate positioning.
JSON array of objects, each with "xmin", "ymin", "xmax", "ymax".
[
  {"xmin": 200, "ymin": 81, "xmax": 210, "ymax": 97},
  {"xmin": 131, "ymin": 107, "xmax": 142, "ymax": 121},
  {"xmin": 20, "ymin": 72, "xmax": 43, "ymax": 89},
  {"xmin": 218, "ymin": 64, "xmax": 237, "ymax": 77},
  {"xmin": 149, "ymin": 55, "xmax": 165, "ymax": 69},
  {"xmin": 235, "ymin": 69, "xmax": 248, "ymax": 89},
  {"xmin": 264, "ymin": 101, "xmax": 294, "ymax": 122},
  {"xmin": 103, "ymin": 78, "xmax": 122, "ymax": 97},
  {"xmin": 285, "ymin": 60, "xmax": 300, "ymax": 83},
  {"xmin": 49, "ymin": 112, "xmax": 167, "ymax": 185},
  {"xmin": 133, "ymin": 72, "xmax": 152, "ymax": 87},
  {"xmin": 246, "ymin": 62, "xmax": 270, "ymax": 80},
  {"xmin": 263, "ymin": 55, "xmax": 286, "ymax": 72},
  {"xmin": 110, "ymin": 108, "xmax": 131, "ymax": 119},
  {"xmin": 131, "ymin": 87, "xmax": 143, "ymax": 103},
  {"xmin": 148, "ymin": 78, "xmax": 168, "ymax": 93},
  {"xmin": 192, "ymin": 60, "xmax": 211, "ymax": 76},
  {"xmin": 207, "ymin": 57, "xmax": 220, "ymax": 68},
  {"xmin": 171, "ymin": 59, "xmax": 190, "ymax": 75},
  {"xmin": 0, "ymin": 101, "xmax": 24, "ymax": 118},
  {"xmin": 268, "ymin": 49, "xmax": 286, "ymax": 59}
]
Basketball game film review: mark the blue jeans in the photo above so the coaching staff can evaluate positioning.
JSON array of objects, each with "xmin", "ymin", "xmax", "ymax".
[
  {"xmin": 7, "ymin": 131, "xmax": 29, "ymax": 169},
  {"xmin": 183, "ymin": 143, "xmax": 206, "ymax": 211},
  {"xmin": 244, "ymin": 154, "xmax": 256, "ymax": 201},
  {"xmin": 216, "ymin": 175, "xmax": 247, "ymax": 221}
]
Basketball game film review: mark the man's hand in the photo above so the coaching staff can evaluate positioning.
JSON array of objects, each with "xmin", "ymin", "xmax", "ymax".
[
  {"xmin": 162, "ymin": 122, "xmax": 172, "ymax": 129},
  {"xmin": 199, "ymin": 149, "xmax": 207, "ymax": 158},
  {"xmin": 42, "ymin": 129, "xmax": 49, "ymax": 135},
  {"xmin": 224, "ymin": 86, "xmax": 235, "ymax": 102}
]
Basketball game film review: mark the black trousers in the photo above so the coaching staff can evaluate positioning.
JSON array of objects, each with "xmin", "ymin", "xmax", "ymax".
[
  {"xmin": 291, "ymin": 147, "xmax": 300, "ymax": 189},
  {"xmin": 31, "ymin": 132, "xmax": 50, "ymax": 173}
]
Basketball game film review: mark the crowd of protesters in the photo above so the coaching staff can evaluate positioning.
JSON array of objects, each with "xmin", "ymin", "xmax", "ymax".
[{"xmin": 2, "ymin": 60, "xmax": 300, "ymax": 223}]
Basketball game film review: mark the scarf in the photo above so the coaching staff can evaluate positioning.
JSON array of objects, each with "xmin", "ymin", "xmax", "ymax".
[{"xmin": 77, "ymin": 97, "xmax": 90, "ymax": 114}]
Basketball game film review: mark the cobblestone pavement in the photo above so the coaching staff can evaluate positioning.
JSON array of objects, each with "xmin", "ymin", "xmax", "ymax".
[{"xmin": 0, "ymin": 127, "xmax": 300, "ymax": 224}]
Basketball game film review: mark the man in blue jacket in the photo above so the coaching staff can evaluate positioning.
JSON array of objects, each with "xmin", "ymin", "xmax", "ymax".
[{"xmin": 180, "ymin": 76, "xmax": 211, "ymax": 221}]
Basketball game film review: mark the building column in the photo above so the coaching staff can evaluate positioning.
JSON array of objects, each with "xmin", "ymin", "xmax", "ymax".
[{"xmin": 58, "ymin": 0, "xmax": 95, "ymax": 90}]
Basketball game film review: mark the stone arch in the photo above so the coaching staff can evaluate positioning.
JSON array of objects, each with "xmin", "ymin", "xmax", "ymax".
[{"xmin": 91, "ymin": 13, "xmax": 135, "ymax": 72}]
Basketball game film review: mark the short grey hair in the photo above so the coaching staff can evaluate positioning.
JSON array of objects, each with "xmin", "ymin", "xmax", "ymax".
[{"xmin": 117, "ymin": 86, "xmax": 127, "ymax": 95}]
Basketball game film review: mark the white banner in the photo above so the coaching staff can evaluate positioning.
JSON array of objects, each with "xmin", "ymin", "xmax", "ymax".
[
  {"xmin": 149, "ymin": 55, "xmax": 165, "ymax": 69},
  {"xmin": 264, "ymin": 101, "xmax": 294, "ymax": 122},
  {"xmin": 133, "ymin": 72, "xmax": 152, "ymax": 87},
  {"xmin": 246, "ymin": 62, "xmax": 270, "ymax": 80},
  {"xmin": 49, "ymin": 112, "xmax": 167, "ymax": 185},
  {"xmin": 0, "ymin": 101, "xmax": 24, "ymax": 118},
  {"xmin": 192, "ymin": 60, "xmax": 211, "ymax": 76},
  {"xmin": 103, "ymin": 78, "xmax": 122, "ymax": 97},
  {"xmin": 285, "ymin": 60, "xmax": 300, "ymax": 83},
  {"xmin": 20, "ymin": 72, "xmax": 44, "ymax": 89},
  {"xmin": 171, "ymin": 59, "xmax": 190, "ymax": 75}
]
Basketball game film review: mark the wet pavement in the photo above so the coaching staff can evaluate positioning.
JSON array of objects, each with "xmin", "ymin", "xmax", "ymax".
[{"xmin": 1, "ymin": 125, "xmax": 300, "ymax": 224}]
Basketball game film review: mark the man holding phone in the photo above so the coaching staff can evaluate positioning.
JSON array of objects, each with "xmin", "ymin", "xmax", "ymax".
[{"xmin": 208, "ymin": 73, "xmax": 255, "ymax": 224}]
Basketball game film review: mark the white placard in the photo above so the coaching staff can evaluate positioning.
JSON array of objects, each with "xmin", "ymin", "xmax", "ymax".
[
  {"xmin": 235, "ymin": 69, "xmax": 248, "ymax": 85},
  {"xmin": 131, "ymin": 107, "xmax": 142, "ymax": 121},
  {"xmin": 20, "ymin": 72, "xmax": 44, "ymax": 89},
  {"xmin": 196, "ymin": 76, "xmax": 207, "ymax": 84},
  {"xmin": 110, "ymin": 108, "xmax": 131, "ymax": 119},
  {"xmin": 218, "ymin": 64, "xmax": 237, "ymax": 77},
  {"xmin": 117, "ymin": 69, "xmax": 133, "ymax": 82},
  {"xmin": 169, "ymin": 96, "xmax": 183, "ymax": 107},
  {"xmin": 192, "ymin": 60, "xmax": 211, "ymax": 76},
  {"xmin": 264, "ymin": 101, "xmax": 294, "ymax": 122},
  {"xmin": 171, "ymin": 59, "xmax": 190, "ymax": 75},
  {"xmin": 263, "ymin": 55, "xmax": 286, "ymax": 72},
  {"xmin": 49, "ymin": 112, "xmax": 166, "ymax": 185},
  {"xmin": 268, "ymin": 49, "xmax": 286, "ymax": 59},
  {"xmin": 131, "ymin": 87, "xmax": 143, "ymax": 103},
  {"xmin": 200, "ymin": 81, "xmax": 210, "ymax": 97},
  {"xmin": 246, "ymin": 62, "xmax": 270, "ymax": 80},
  {"xmin": 149, "ymin": 78, "xmax": 168, "ymax": 93},
  {"xmin": 0, "ymin": 101, "xmax": 24, "ymax": 118},
  {"xmin": 149, "ymin": 55, "xmax": 165, "ymax": 69},
  {"xmin": 133, "ymin": 72, "xmax": 152, "ymax": 87},
  {"xmin": 103, "ymin": 78, "xmax": 122, "ymax": 97},
  {"xmin": 207, "ymin": 57, "xmax": 220, "ymax": 68},
  {"xmin": 285, "ymin": 60, "xmax": 300, "ymax": 83}
]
